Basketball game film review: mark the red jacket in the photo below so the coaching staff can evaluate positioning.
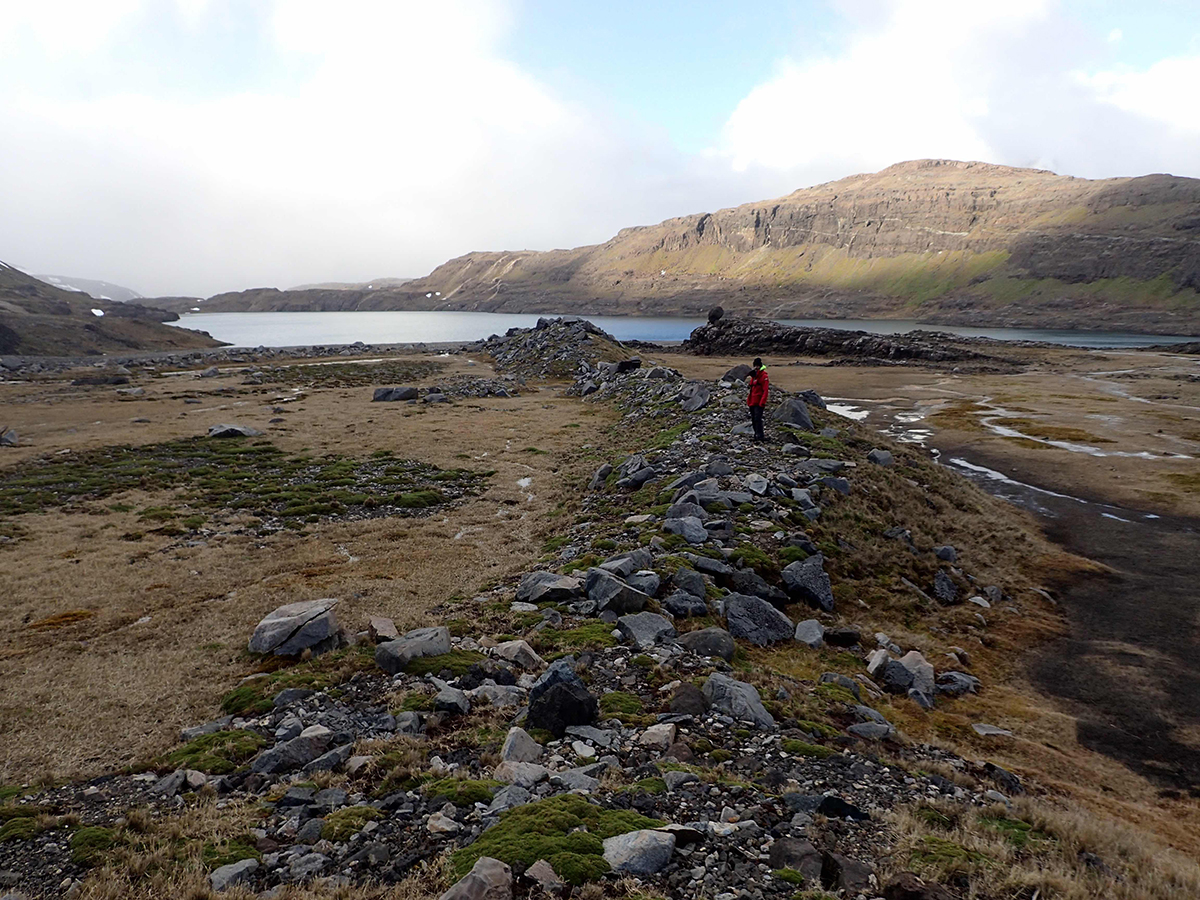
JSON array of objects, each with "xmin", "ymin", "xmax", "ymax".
[{"xmin": 747, "ymin": 367, "xmax": 769, "ymax": 407}]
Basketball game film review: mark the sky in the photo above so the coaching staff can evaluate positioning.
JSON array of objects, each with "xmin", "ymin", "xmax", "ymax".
[{"xmin": 0, "ymin": 0, "xmax": 1198, "ymax": 297}]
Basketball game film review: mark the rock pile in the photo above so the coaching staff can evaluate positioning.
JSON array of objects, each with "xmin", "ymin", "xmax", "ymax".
[{"xmin": 476, "ymin": 317, "xmax": 636, "ymax": 381}]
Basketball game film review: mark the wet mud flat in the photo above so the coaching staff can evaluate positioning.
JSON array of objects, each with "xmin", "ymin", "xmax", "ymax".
[{"xmin": 943, "ymin": 447, "xmax": 1200, "ymax": 795}]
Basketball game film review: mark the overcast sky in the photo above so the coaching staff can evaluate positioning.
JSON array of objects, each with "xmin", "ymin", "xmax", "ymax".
[{"xmin": 1, "ymin": 0, "xmax": 1197, "ymax": 297}]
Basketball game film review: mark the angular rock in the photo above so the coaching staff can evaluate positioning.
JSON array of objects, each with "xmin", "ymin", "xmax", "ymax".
[
  {"xmin": 210, "ymin": 858, "xmax": 259, "ymax": 892},
  {"xmin": 781, "ymin": 554, "xmax": 834, "ymax": 611},
  {"xmin": 883, "ymin": 872, "xmax": 957, "ymax": 900},
  {"xmin": 248, "ymin": 599, "xmax": 339, "ymax": 657},
  {"xmin": 724, "ymin": 592, "xmax": 793, "ymax": 646},
  {"xmin": 626, "ymin": 570, "xmax": 661, "ymax": 597},
  {"xmin": 526, "ymin": 681, "xmax": 598, "ymax": 738},
  {"xmin": 818, "ymin": 672, "xmax": 862, "ymax": 701},
  {"xmin": 367, "ymin": 616, "xmax": 399, "ymax": 643},
  {"xmin": 703, "ymin": 672, "xmax": 775, "ymax": 728},
  {"xmin": 678, "ymin": 627, "xmax": 735, "ymax": 662},
  {"xmin": 662, "ymin": 590, "xmax": 708, "ymax": 618},
  {"xmin": 252, "ymin": 727, "xmax": 335, "ymax": 775},
  {"xmin": 493, "ymin": 640, "xmax": 545, "ymax": 670},
  {"xmin": 672, "ymin": 566, "xmax": 707, "ymax": 598},
  {"xmin": 937, "ymin": 671, "xmax": 981, "ymax": 697},
  {"xmin": 934, "ymin": 545, "xmax": 957, "ymax": 562},
  {"xmin": 638, "ymin": 723, "xmax": 677, "ymax": 750},
  {"xmin": 207, "ymin": 423, "xmax": 262, "ymax": 438},
  {"xmin": 822, "ymin": 852, "xmax": 875, "ymax": 894},
  {"xmin": 439, "ymin": 856, "xmax": 513, "ymax": 900},
  {"xmin": 525, "ymin": 860, "xmax": 565, "ymax": 894},
  {"xmin": 372, "ymin": 386, "xmax": 419, "ymax": 402},
  {"xmin": 487, "ymin": 785, "xmax": 531, "ymax": 814},
  {"xmin": 663, "ymin": 516, "xmax": 708, "ymax": 545},
  {"xmin": 375, "ymin": 626, "xmax": 451, "ymax": 675},
  {"xmin": 772, "ymin": 398, "xmax": 814, "ymax": 431},
  {"xmin": 529, "ymin": 657, "xmax": 584, "ymax": 703},
  {"xmin": 493, "ymin": 761, "xmax": 549, "ymax": 789},
  {"xmin": 617, "ymin": 612, "xmax": 676, "ymax": 649},
  {"xmin": 517, "ymin": 572, "xmax": 582, "ymax": 605},
  {"xmin": 0, "ymin": 428, "xmax": 18, "ymax": 447},
  {"xmin": 727, "ymin": 568, "xmax": 787, "ymax": 605},
  {"xmin": 744, "ymin": 473, "xmax": 769, "ymax": 495},
  {"xmin": 867, "ymin": 448, "xmax": 894, "ymax": 466},
  {"xmin": 668, "ymin": 682, "xmax": 710, "ymax": 715},
  {"xmin": 848, "ymin": 721, "xmax": 894, "ymax": 740},
  {"xmin": 769, "ymin": 837, "xmax": 822, "ymax": 882},
  {"xmin": 584, "ymin": 568, "xmax": 651, "ymax": 615},
  {"xmin": 680, "ymin": 383, "xmax": 711, "ymax": 412},
  {"xmin": 933, "ymin": 570, "xmax": 960, "ymax": 606},
  {"xmin": 602, "ymin": 830, "xmax": 676, "ymax": 876},
  {"xmin": 794, "ymin": 619, "xmax": 825, "ymax": 649}
]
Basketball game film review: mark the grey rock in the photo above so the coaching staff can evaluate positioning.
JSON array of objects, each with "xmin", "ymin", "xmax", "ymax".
[
  {"xmin": 668, "ymin": 682, "xmax": 710, "ymax": 715},
  {"xmin": 664, "ymin": 770, "xmax": 700, "ymax": 791},
  {"xmin": 180, "ymin": 716, "xmax": 233, "ymax": 742},
  {"xmin": 434, "ymin": 683, "xmax": 471, "ymax": 716},
  {"xmin": 937, "ymin": 672, "xmax": 982, "ymax": 696},
  {"xmin": 487, "ymin": 784, "xmax": 531, "ymax": 814},
  {"xmin": 671, "ymin": 566, "xmax": 707, "ymax": 598},
  {"xmin": 423, "ymin": 392, "xmax": 449, "ymax": 403},
  {"xmin": 933, "ymin": 570, "xmax": 960, "ymax": 606},
  {"xmin": 585, "ymin": 568, "xmax": 651, "ymax": 614},
  {"xmin": 529, "ymin": 657, "xmax": 584, "ymax": 703},
  {"xmin": 663, "ymin": 516, "xmax": 708, "ymax": 545},
  {"xmin": 724, "ymin": 364, "xmax": 752, "ymax": 382},
  {"xmin": 821, "ymin": 476, "xmax": 851, "ymax": 495},
  {"xmin": 797, "ymin": 389, "xmax": 827, "ymax": 409},
  {"xmin": 847, "ymin": 722, "xmax": 894, "ymax": 740},
  {"xmin": 790, "ymin": 488, "xmax": 818, "ymax": 509},
  {"xmin": 209, "ymin": 858, "xmax": 259, "ymax": 892},
  {"xmin": 439, "ymin": 856, "xmax": 513, "ymax": 900},
  {"xmin": 375, "ymin": 626, "xmax": 451, "ymax": 675},
  {"xmin": 680, "ymin": 383, "xmax": 711, "ymax": 412},
  {"xmin": 603, "ymin": 830, "xmax": 676, "ymax": 875},
  {"xmin": 589, "ymin": 463, "xmax": 613, "ymax": 490},
  {"xmin": 703, "ymin": 672, "xmax": 775, "ymax": 728},
  {"xmin": 897, "ymin": 650, "xmax": 936, "ymax": 701},
  {"xmin": 527, "ymin": 681, "xmax": 598, "ymax": 738},
  {"xmin": 617, "ymin": 612, "xmax": 676, "ymax": 649},
  {"xmin": 251, "ymin": 728, "xmax": 335, "ymax": 775},
  {"xmin": 745, "ymin": 473, "xmax": 769, "ymax": 495},
  {"xmin": 500, "ymin": 727, "xmax": 542, "ymax": 763},
  {"xmin": 818, "ymin": 672, "xmax": 862, "ymax": 701},
  {"xmin": 372, "ymin": 386, "xmax": 419, "ymax": 402},
  {"xmin": 867, "ymin": 448, "xmax": 894, "ymax": 466},
  {"xmin": 724, "ymin": 593, "xmax": 793, "ymax": 646},
  {"xmin": 665, "ymin": 501, "xmax": 708, "ymax": 522},
  {"xmin": 248, "ymin": 599, "xmax": 339, "ymax": 656},
  {"xmin": 705, "ymin": 456, "xmax": 734, "ymax": 477},
  {"xmin": 794, "ymin": 619, "xmax": 825, "ymax": 649},
  {"xmin": 0, "ymin": 428, "xmax": 17, "ymax": 447},
  {"xmin": 207, "ymin": 423, "xmax": 262, "ymax": 438},
  {"xmin": 493, "ymin": 761, "xmax": 548, "ymax": 789},
  {"xmin": 877, "ymin": 659, "xmax": 915, "ymax": 695},
  {"xmin": 302, "ymin": 743, "xmax": 354, "ymax": 774},
  {"xmin": 727, "ymin": 567, "xmax": 787, "ymax": 605},
  {"xmin": 678, "ymin": 627, "xmax": 735, "ymax": 661},
  {"xmin": 781, "ymin": 554, "xmax": 835, "ymax": 611},
  {"xmin": 626, "ymin": 570, "xmax": 661, "ymax": 597},
  {"xmin": 822, "ymin": 852, "xmax": 875, "ymax": 894},
  {"xmin": 769, "ymin": 837, "xmax": 822, "ymax": 881},
  {"xmin": 551, "ymin": 768, "xmax": 600, "ymax": 792},
  {"xmin": 772, "ymin": 398, "xmax": 814, "ymax": 431},
  {"xmin": 972, "ymin": 723, "xmax": 1013, "ymax": 736},
  {"xmin": 289, "ymin": 852, "xmax": 329, "ymax": 878},
  {"xmin": 934, "ymin": 545, "xmax": 957, "ymax": 562},
  {"xmin": 517, "ymin": 571, "xmax": 582, "ymax": 605},
  {"xmin": 662, "ymin": 590, "xmax": 708, "ymax": 618}
]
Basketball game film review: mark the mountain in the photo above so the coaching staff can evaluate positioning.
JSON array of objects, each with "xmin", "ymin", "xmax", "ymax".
[
  {"xmin": 146, "ymin": 159, "xmax": 1200, "ymax": 334},
  {"xmin": 33, "ymin": 274, "xmax": 143, "ymax": 303},
  {"xmin": 0, "ymin": 263, "xmax": 224, "ymax": 356},
  {"xmin": 287, "ymin": 277, "xmax": 414, "ymax": 290}
]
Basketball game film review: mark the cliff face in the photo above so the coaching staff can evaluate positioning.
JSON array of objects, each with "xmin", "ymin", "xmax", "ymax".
[
  {"xmin": 166, "ymin": 159, "xmax": 1200, "ymax": 333},
  {"xmin": 0, "ymin": 264, "xmax": 223, "ymax": 356}
]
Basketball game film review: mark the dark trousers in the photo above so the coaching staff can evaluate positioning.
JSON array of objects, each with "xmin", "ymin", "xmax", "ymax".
[{"xmin": 750, "ymin": 405, "xmax": 765, "ymax": 440}]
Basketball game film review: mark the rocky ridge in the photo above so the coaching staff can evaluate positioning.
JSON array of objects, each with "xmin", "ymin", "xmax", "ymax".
[{"xmin": 0, "ymin": 321, "xmax": 1106, "ymax": 900}]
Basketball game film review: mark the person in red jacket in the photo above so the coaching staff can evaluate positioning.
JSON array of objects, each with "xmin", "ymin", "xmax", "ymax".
[{"xmin": 747, "ymin": 357, "xmax": 769, "ymax": 442}]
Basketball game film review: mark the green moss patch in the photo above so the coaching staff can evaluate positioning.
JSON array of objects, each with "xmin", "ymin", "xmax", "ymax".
[
  {"xmin": 422, "ymin": 778, "xmax": 501, "ymax": 806},
  {"xmin": 780, "ymin": 739, "xmax": 834, "ymax": 759},
  {"xmin": 70, "ymin": 826, "xmax": 115, "ymax": 866},
  {"xmin": 534, "ymin": 623, "xmax": 618, "ymax": 652},
  {"xmin": 220, "ymin": 646, "xmax": 376, "ymax": 715},
  {"xmin": 260, "ymin": 358, "xmax": 445, "ymax": 388},
  {"xmin": 154, "ymin": 730, "xmax": 267, "ymax": 775},
  {"xmin": 979, "ymin": 814, "xmax": 1053, "ymax": 850},
  {"xmin": 774, "ymin": 867, "xmax": 806, "ymax": 884},
  {"xmin": 0, "ymin": 817, "xmax": 36, "ymax": 842},
  {"xmin": 202, "ymin": 836, "xmax": 262, "ymax": 868},
  {"xmin": 450, "ymin": 795, "xmax": 663, "ymax": 884},
  {"xmin": 404, "ymin": 649, "xmax": 486, "ymax": 677},
  {"xmin": 321, "ymin": 806, "xmax": 385, "ymax": 842}
]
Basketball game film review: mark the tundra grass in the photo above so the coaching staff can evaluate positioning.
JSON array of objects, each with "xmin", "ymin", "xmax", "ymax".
[{"xmin": 259, "ymin": 358, "xmax": 445, "ymax": 388}]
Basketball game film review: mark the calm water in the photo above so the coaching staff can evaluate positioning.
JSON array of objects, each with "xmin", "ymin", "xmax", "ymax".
[{"xmin": 175, "ymin": 311, "xmax": 1199, "ymax": 350}]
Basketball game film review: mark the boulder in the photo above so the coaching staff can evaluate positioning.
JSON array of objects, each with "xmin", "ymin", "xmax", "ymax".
[
  {"xmin": 937, "ymin": 671, "xmax": 981, "ymax": 697},
  {"xmin": 822, "ymin": 852, "xmax": 875, "ymax": 894},
  {"xmin": 526, "ymin": 681, "xmax": 598, "ymax": 738},
  {"xmin": 665, "ymin": 501, "xmax": 708, "ymax": 522},
  {"xmin": 703, "ymin": 673, "xmax": 775, "ymax": 728},
  {"xmin": 493, "ymin": 640, "xmax": 545, "ymax": 670},
  {"xmin": 375, "ymin": 626, "xmax": 452, "ymax": 675},
  {"xmin": 668, "ymin": 682, "xmax": 710, "ymax": 715},
  {"xmin": 797, "ymin": 389, "xmax": 827, "ymax": 409},
  {"xmin": 680, "ymin": 383, "xmax": 711, "ymax": 412},
  {"xmin": 781, "ymin": 554, "xmax": 835, "ymax": 611},
  {"xmin": 251, "ymin": 726, "xmax": 336, "ymax": 775},
  {"xmin": 367, "ymin": 616, "xmax": 399, "ymax": 643},
  {"xmin": 723, "ymin": 593, "xmax": 793, "ymax": 646},
  {"xmin": 602, "ymin": 830, "xmax": 676, "ymax": 876},
  {"xmin": 727, "ymin": 568, "xmax": 788, "ymax": 605},
  {"xmin": 585, "ymin": 568, "xmax": 651, "ymax": 615},
  {"xmin": 588, "ymin": 463, "xmax": 613, "ymax": 490},
  {"xmin": 207, "ymin": 424, "xmax": 262, "ymax": 438},
  {"xmin": 517, "ymin": 571, "xmax": 582, "ymax": 605},
  {"xmin": 772, "ymin": 398, "xmax": 814, "ymax": 431},
  {"xmin": 617, "ymin": 612, "xmax": 676, "ymax": 649},
  {"xmin": 500, "ymin": 727, "xmax": 542, "ymax": 763},
  {"xmin": 744, "ymin": 473, "xmax": 769, "ymax": 495},
  {"xmin": 210, "ymin": 858, "xmax": 259, "ymax": 892},
  {"xmin": 439, "ymin": 856, "xmax": 513, "ymax": 900},
  {"xmin": 934, "ymin": 545, "xmax": 957, "ymax": 562},
  {"xmin": 529, "ymin": 657, "xmax": 585, "ymax": 703},
  {"xmin": 883, "ymin": 872, "xmax": 957, "ymax": 900},
  {"xmin": 248, "ymin": 599, "xmax": 340, "ymax": 657},
  {"xmin": 663, "ymin": 516, "xmax": 708, "ymax": 544},
  {"xmin": 671, "ymin": 566, "xmax": 707, "ymax": 598},
  {"xmin": 794, "ymin": 619, "xmax": 825, "ymax": 649},
  {"xmin": 933, "ymin": 570, "xmax": 959, "ymax": 605},
  {"xmin": 867, "ymin": 448, "xmax": 894, "ymax": 466},
  {"xmin": 626, "ymin": 570, "xmax": 661, "ymax": 597},
  {"xmin": 0, "ymin": 428, "xmax": 17, "ymax": 447},
  {"xmin": 768, "ymin": 837, "xmax": 822, "ymax": 882},
  {"xmin": 372, "ymin": 386, "xmax": 419, "ymax": 402},
  {"xmin": 678, "ymin": 627, "xmax": 735, "ymax": 662},
  {"xmin": 662, "ymin": 590, "xmax": 708, "ymax": 618}
]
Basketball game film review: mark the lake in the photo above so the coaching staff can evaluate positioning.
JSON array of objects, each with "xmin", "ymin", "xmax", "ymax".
[{"xmin": 175, "ymin": 310, "xmax": 1199, "ymax": 349}]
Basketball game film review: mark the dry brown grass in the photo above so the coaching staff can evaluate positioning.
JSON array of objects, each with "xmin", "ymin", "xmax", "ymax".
[
  {"xmin": 0, "ymin": 354, "xmax": 617, "ymax": 782},
  {"xmin": 886, "ymin": 796, "xmax": 1200, "ymax": 900}
]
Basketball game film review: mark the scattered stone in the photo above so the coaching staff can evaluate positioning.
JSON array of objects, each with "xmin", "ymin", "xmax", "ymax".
[
  {"xmin": 663, "ymin": 516, "xmax": 708, "ymax": 545},
  {"xmin": 248, "ymin": 599, "xmax": 340, "ymax": 657},
  {"xmin": 0, "ymin": 428, "xmax": 17, "ymax": 447},
  {"xmin": 934, "ymin": 545, "xmax": 957, "ymax": 562},
  {"xmin": 617, "ymin": 612, "xmax": 676, "ymax": 649},
  {"xmin": 933, "ymin": 570, "xmax": 960, "ymax": 606},
  {"xmin": 772, "ymin": 398, "xmax": 815, "ymax": 431},
  {"xmin": 585, "ymin": 568, "xmax": 651, "ymax": 614},
  {"xmin": 663, "ymin": 590, "xmax": 708, "ymax": 618},
  {"xmin": 724, "ymin": 593, "xmax": 794, "ymax": 646},
  {"xmin": 668, "ymin": 682, "xmax": 710, "ymax": 715},
  {"xmin": 769, "ymin": 837, "xmax": 822, "ymax": 882},
  {"xmin": 439, "ymin": 856, "xmax": 512, "ymax": 900},
  {"xmin": 677, "ymin": 627, "xmax": 735, "ymax": 662},
  {"xmin": 375, "ymin": 626, "xmax": 452, "ymax": 675},
  {"xmin": 781, "ymin": 554, "xmax": 835, "ymax": 611},
  {"xmin": 207, "ymin": 423, "xmax": 262, "ymax": 438},
  {"xmin": 526, "ymin": 681, "xmax": 598, "ymax": 738},
  {"xmin": 638, "ymin": 723, "xmax": 677, "ymax": 750},
  {"xmin": 703, "ymin": 673, "xmax": 775, "ymax": 728},
  {"xmin": 972, "ymin": 723, "xmax": 1013, "ymax": 737},
  {"xmin": 822, "ymin": 852, "xmax": 875, "ymax": 894},
  {"xmin": 603, "ymin": 829, "xmax": 676, "ymax": 875},
  {"xmin": 493, "ymin": 640, "xmax": 545, "ymax": 670},
  {"xmin": 372, "ymin": 386, "xmax": 419, "ymax": 402},
  {"xmin": 518, "ymin": 572, "xmax": 582, "ymax": 605},
  {"xmin": 367, "ymin": 616, "xmax": 399, "ymax": 643},
  {"xmin": 794, "ymin": 619, "xmax": 825, "ymax": 649},
  {"xmin": 209, "ymin": 858, "xmax": 258, "ymax": 892},
  {"xmin": 867, "ymin": 448, "xmax": 894, "ymax": 466}
]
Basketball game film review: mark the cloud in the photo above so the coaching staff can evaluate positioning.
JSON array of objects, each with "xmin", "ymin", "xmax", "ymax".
[
  {"xmin": 0, "ymin": 0, "xmax": 746, "ymax": 295},
  {"xmin": 716, "ymin": 0, "xmax": 1200, "ymax": 182}
]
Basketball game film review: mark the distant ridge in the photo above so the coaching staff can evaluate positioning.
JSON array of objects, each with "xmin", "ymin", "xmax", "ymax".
[
  {"xmin": 143, "ymin": 159, "xmax": 1200, "ymax": 334},
  {"xmin": 34, "ymin": 274, "xmax": 143, "ymax": 304}
]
